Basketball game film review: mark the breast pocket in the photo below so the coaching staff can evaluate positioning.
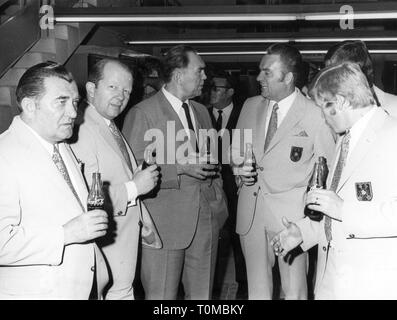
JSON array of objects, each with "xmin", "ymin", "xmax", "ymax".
[{"xmin": 288, "ymin": 137, "xmax": 312, "ymax": 163}]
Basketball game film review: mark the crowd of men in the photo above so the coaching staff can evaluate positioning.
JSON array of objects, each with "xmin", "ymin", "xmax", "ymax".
[{"xmin": 0, "ymin": 40, "xmax": 397, "ymax": 300}]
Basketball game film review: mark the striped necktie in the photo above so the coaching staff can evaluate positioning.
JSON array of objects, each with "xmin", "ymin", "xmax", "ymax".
[
  {"xmin": 264, "ymin": 103, "xmax": 279, "ymax": 152},
  {"xmin": 108, "ymin": 120, "xmax": 133, "ymax": 173},
  {"xmin": 324, "ymin": 131, "xmax": 351, "ymax": 242},
  {"xmin": 182, "ymin": 102, "xmax": 199, "ymax": 153},
  {"xmin": 52, "ymin": 144, "xmax": 85, "ymax": 212}
]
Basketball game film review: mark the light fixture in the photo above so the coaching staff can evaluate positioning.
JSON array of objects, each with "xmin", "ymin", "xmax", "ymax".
[
  {"xmin": 55, "ymin": 13, "xmax": 297, "ymax": 23},
  {"xmin": 126, "ymin": 37, "xmax": 397, "ymax": 45},
  {"xmin": 198, "ymin": 49, "xmax": 397, "ymax": 56},
  {"xmin": 305, "ymin": 11, "xmax": 397, "ymax": 21}
]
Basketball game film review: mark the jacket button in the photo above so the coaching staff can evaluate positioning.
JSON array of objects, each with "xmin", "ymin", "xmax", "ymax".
[
  {"xmin": 253, "ymin": 192, "xmax": 257, "ymax": 196},
  {"xmin": 90, "ymin": 266, "xmax": 95, "ymax": 272},
  {"xmin": 258, "ymin": 166, "xmax": 264, "ymax": 171},
  {"xmin": 117, "ymin": 211, "xmax": 123, "ymax": 216},
  {"xmin": 322, "ymin": 246, "xmax": 327, "ymax": 251},
  {"xmin": 349, "ymin": 234, "xmax": 355, "ymax": 238}
]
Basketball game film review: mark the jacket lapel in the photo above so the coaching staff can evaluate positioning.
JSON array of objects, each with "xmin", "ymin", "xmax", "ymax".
[
  {"xmin": 264, "ymin": 92, "xmax": 306, "ymax": 155},
  {"xmin": 256, "ymin": 98, "xmax": 270, "ymax": 161},
  {"xmin": 337, "ymin": 108, "xmax": 387, "ymax": 192}
]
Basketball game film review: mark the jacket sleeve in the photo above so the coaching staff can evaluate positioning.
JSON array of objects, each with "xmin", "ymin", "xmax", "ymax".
[
  {"xmin": 123, "ymin": 106, "xmax": 180, "ymax": 189},
  {"xmin": 295, "ymin": 216, "xmax": 321, "ymax": 251},
  {"xmin": 0, "ymin": 155, "xmax": 65, "ymax": 266}
]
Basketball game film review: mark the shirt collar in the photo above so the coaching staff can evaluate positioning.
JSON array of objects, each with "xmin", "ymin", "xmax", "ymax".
[
  {"xmin": 270, "ymin": 87, "xmax": 298, "ymax": 111},
  {"xmin": 213, "ymin": 102, "xmax": 233, "ymax": 118},
  {"xmin": 20, "ymin": 118, "xmax": 56, "ymax": 155},
  {"xmin": 88, "ymin": 102, "xmax": 111, "ymax": 126},
  {"xmin": 349, "ymin": 106, "xmax": 377, "ymax": 140},
  {"xmin": 161, "ymin": 86, "xmax": 189, "ymax": 112}
]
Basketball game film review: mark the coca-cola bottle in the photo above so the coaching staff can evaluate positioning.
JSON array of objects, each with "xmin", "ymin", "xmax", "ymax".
[
  {"xmin": 244, "ymin": 143, "xmax": 257, "ymax": 182},
  {"xmin": 304, "ymin": 156, "xmax": 328, "ymax": 221},
  {"xmin": 142, "ymin": 147, "xmax": 156, "ymax": 170},
  {"xmin": 87, "ymin": 172, "xmax": 105, "ymax": 211}
]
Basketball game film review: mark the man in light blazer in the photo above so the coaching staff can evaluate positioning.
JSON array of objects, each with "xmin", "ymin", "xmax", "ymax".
[
  {"xmin": 0, "ymin": 62, "xmax": 109, "ymax": 299},
  {"xmin": 70, "ymin": 58, "xmax": 160, "ymax": 300},
  {"xmin": 324, "ymin": 40, "xmax": 397, "ymax": 118},
  {"xmin": 271, "ymin": 62, "xmax": 397, "ymax": 299},
  {"xmin": 123, "ymin": 45, "xmax": 228, "ymax": 300},
  {"xmin": 231, "ymin": 44, "xmax": 335, "ymax": 299}
]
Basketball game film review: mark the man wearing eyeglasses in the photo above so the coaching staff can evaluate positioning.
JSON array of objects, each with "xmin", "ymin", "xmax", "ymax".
[
  {"xmin": 271, "ymin": 62, "xmax": 397, "ymax": 299},
  {"xmin": 208, "ymin": 70, "xmax": 246, "ymax": 298}
]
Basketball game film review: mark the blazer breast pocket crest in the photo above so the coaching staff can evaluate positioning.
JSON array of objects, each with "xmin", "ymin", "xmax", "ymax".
[
  {"xmin": 290, "ymin": 146, "xmax": 303, "ymax": 162},
  {"xmin": 355, "ymin": 182, "xmax": 373, "ymax": 201}
]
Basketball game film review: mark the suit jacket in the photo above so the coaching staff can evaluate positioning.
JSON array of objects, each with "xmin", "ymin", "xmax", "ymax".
[
  {"xmin": 374, "ymin": 85, "xmax": 397, "ymax": 119},
  {"xmin": 70, "ymin": 104, "xmax": 161, "ymax": 299},
  {"xmin": 297, "ymin": 108, "xmax": 397, "ymax": 299},
  {"xmin": 123, "ymin": 90, "xmax": 228, "ymax": 250},
  {"xmin": 0, "ymin": 116, "xmax": 108, "ymax": 299},
  {"xmin": 231, "ymin": 90, "xmax": 336, "ymax": 234}
]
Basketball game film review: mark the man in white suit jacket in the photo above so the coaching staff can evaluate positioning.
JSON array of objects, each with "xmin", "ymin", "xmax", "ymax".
[
  {"xmin": 231, "ymin": 44, "xmax": 335, "ymax": 299},
  {"xmin": 271, "ymin": 62, "xmax": 397, "ymax": 299},
  {"xmin": 0, "ymin": 62, "xmax": 109, "ymax": 299},
  {"xmin": 70, "ymin": 58, "xmax": 160, "ymax": 300}
]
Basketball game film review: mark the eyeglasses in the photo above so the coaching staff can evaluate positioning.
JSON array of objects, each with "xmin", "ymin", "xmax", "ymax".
[{"xmin": 211, "ymin": 85, "xmax": 230, "ymax": 91}]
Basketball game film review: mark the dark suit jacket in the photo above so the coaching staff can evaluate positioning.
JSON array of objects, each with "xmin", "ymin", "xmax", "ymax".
[{"xmin": 123, "ymin": 90, "xmax": 228, "ymax": 250}]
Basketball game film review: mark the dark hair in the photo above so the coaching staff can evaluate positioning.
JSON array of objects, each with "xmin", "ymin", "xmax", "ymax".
[
  {"xmin": 16, "ymin": 61, "xmax": 74, "ymax": 107},
  {"xmin": 212, "ymin": 69, "xmax": 238, "ymax": 90},
  {"xmin": 324, "ymin": 40, "xmax": 374, "ymax": 87},
  {"xmin": 88, "ymin": 58, "xmax": 132, "ymax": 86},
  {"xmin": 161, "ymin": 45, "xmax": 197, "ymax": 83},
  {"xmin": 266, "ymin": 43, "xmax": 302, "ymax": 85}
]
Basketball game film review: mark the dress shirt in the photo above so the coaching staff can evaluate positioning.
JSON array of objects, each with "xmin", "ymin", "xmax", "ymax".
[
  {"xmin": 265, "ymin": 87, "xmax": 298, "ymax": 131},
  {"xmin": 212, "ymin": 102, "xmax": 233, "ymax": 129},
  {"xmin": 162, "ymin": 86, "xmax": 198, "ymax": 140}
]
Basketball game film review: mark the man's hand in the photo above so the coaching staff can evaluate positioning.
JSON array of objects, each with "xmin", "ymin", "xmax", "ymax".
[
  {"xmin": 63, "ymin": 209, "xmax": 108, "ymax": 245},
  {"xmin": 270, "ymin": 217, "xmax": 303, "ymax": 257},
  {"xmin": 235, "ymin": 165, "xmax": 257, "ymax": 186},
  {"xmin": 133, "ymin": 164, "xmax": 160, "ymax": 196},
  {"xmin": 176, "ymin": 153, "xmax": 218, "ymax": 180},
  {"xmin": 306, "ymin": 189, "xmax": 343, "ymax": 221}
]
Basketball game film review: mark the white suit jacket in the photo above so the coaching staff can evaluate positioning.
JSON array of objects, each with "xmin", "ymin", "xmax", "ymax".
[
  {"xmin": 297, "ymin": 108, "xmax": 397, "ymax": 299},
  {"xmin": 374, "ymin": 85, "xmax": 397, "ymax": 119},
  {"xmin": 0, "ymin": 116, "xmax": 108, "ymax": 299},
  {"xmin": 231, "ymin": 91, "xmax": 335, "ymax": 234}
]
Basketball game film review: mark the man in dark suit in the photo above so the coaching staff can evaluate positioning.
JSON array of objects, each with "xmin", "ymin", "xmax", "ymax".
[
  {"xmin": 207, "ymin": 70, "xmax": 246, "ymax": 298},
  {"xmin": 123, "ymin": 45, "xmax": 228, "ymax": 300}
]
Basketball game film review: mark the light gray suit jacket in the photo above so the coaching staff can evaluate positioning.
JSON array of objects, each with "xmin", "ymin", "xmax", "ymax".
[{"xmin": 231, "ymin": 90, "xmax": 336, "ymax": 234}]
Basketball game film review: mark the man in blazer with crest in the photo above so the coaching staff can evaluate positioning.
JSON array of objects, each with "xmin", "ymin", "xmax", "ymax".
[
  {"xmin": 123, "ymin": 45, "xmax": 228, "ymax": 299},
  {"xmin": 231, "ymin": 44, "xmax": 335, "ymax": 299},
  {"xmin": 0, "ymin": 62, "xmax": 109, "ymax": 299},
  {"xmin": 70, "ymin": 58, "xmax": 160, "ymax": 300},
  {"xmin": 271, "ymin": 61, "xmax": 397, "ymax": 299}
]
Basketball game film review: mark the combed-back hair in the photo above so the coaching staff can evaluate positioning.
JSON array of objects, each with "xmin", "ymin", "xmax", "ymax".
[
  {"xmin": 161, "ymin": 45, "xmax": 197, "ymax": 83},
  {"xmin": 266, "ymin": 43, "xmax": 302, "ymax": 85},
  {"xmin": 16, "ymin": 61, "xmax": 74, "ymax": 107},
  {"xmin": 87, "ymin": 58, "xmax": 132, "ymax": 86},
  {"xmin": 309, "ymin": 61, "xmax": 375, "ymax": 109}
]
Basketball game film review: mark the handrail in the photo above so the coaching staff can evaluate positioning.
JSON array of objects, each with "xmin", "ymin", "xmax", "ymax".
[{"xmin": 0, "ymin": 0, "xmax": 40, "ymax": 78}]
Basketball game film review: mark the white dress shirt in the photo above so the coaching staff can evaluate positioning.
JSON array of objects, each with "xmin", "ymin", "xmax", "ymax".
[{"xmin": 212, "ymin": 102, "xmax": 233, "ymax": 129}]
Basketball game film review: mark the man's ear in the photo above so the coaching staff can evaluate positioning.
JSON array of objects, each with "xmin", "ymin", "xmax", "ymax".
[
  {"xmin": 86, "ymin": 82, "xmax": 96, "ymax": 99},
  {"xmin": 226, "ymin": 88, "xmax": 234, "ymax": 98},
  {"xmin": 173, "ymin": 69, "xmax": 183, "ymax": 84},
  {"xmin": 20, "ymin": 97, "xmax": 37, "ymax": 114}
]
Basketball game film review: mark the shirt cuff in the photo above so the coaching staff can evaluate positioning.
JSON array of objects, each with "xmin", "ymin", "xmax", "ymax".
[{"xmin": 125, "ymin": 181, "xmax": 138, "ymax": 207}]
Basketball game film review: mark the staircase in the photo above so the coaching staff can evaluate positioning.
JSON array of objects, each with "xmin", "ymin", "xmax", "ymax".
[{"xmin": 0, "ymin": 0, "xmax": 95, "ymax": 133}]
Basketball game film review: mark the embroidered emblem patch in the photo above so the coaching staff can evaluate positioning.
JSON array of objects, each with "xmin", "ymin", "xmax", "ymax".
[
  {"xmin": 290, "ymin": 146, "xmax": 303, "ymax": 162},
  {"xmin": 355, "ymin": 182, "xmax": 373, "ymax": 201}
]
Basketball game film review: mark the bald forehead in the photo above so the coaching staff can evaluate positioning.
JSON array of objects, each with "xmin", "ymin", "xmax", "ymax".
[{"xmin": 103, "ymin": 61, "xmax": 132, "ymax": 79}]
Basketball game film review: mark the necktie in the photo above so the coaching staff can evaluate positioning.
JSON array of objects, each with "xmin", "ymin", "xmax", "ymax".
[
  {"xmin": 52, "ymin": 144, "xmax": 85, "ymax": 212},
  {"xmin": 264, "ymin": 103, "xmax": 279, "ymax": 151},
  {"xmin": 108, "ymin": 120, "xmax": 133, "ymax": 173},
  {"xmin": 215, "ymin": 109, "xmax": 223, "ymax": 131},
  {"xmin": 181, "ymin": 102, "xmax": 199, "ymax": 152},
  {"xmin": 324, "ymin": 131, "xmax": 351, "ymax": 242}
]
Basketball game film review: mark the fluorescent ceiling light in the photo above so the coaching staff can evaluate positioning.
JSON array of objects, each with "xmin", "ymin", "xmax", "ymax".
[
  {"xmin": 305, "ymin": 12, "xmax": 397, "ymax": 21},
  {"xmin": 198, "ymin": 49, "xmax": 397, "ymax": 56},
  {"xmin": 127, "ymin": 37, "xmax": 397, "ymax": 45},
  {"xmin": 55, "ymin": 13, "xmax": 297, "ymax": 23}
]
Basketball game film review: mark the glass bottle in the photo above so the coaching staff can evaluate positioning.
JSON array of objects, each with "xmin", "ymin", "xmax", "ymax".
[
  {"xmin": 87, "ymin": 172, "xmax": 105, "ymax": 211},
  {"xmin": 244, "ymin": 143, "xmax": 256, "ymax": 172},
  {"xmin": 142, "ymin": 147, "xmax": 156, "ymax": 170}
]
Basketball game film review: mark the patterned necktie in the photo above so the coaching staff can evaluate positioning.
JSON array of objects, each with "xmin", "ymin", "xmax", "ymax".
[
  {"xmin": 264, "ymin": 103, "xmax": 279, "ymax": 151},
  {"xmin": 108, "ymin": 120, "xmax": 133, "ymax": 173},
  {"xmin": 52, "ymin": 144, "xmax": 85, "ymax": 212},
  {"xmin": 181, "ymin": 102, "xmax": 199, "ymax": 153},
  {"xmin": 215, "ymin": 109, "xmax": 223, "ymax": 131},
  {"xmin": 325, "ymin": 131, "xmax": 351, "ymax": 242}
]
